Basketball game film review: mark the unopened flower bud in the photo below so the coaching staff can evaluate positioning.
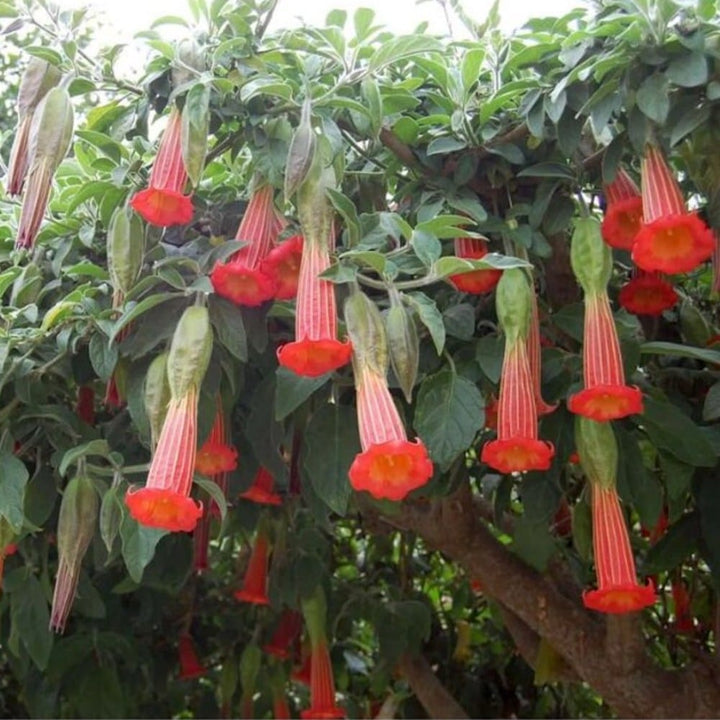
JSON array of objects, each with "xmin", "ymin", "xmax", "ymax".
[
  {"xmin": 345, "ymin": 290, "xmax": 388, "ymax": 376},
  {"xmin": 108, "ymin": 206, "xmax": 145, "ymax": 296},
  {"xmin": 385, "ymin": 293, "xmax": 419, "ymax": 403},
  {"xmin": 166, "ymin": 306, "xmax": 213, "ymax": 399}
]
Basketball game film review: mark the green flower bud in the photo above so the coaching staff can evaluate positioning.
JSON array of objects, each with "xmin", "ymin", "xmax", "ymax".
[
  {"xmin": 345, "ymin": 290, "xmax": 388, "ymax": 376},
  {"xmin": 570, "ymin": 216, "xmax": 612, "ymax": 295},
  {"xmin": 495, "ymin": 268, "xmax": 531, "ymax": 344},
  {"xmin": 171, "ymin": 38, "xmax": 205, "ymax": 88},
  {"xmin": 285, "ymin": 96, "xmax": 317, "ymax": 201},
  {"xmin": 297, "ymin": 161, "xmax": 335, "ymax": 248},
  {"xmin": 167, "ymin": 306, "xmax": 213, "ymax": 399},
  {"xmin": 144, "ymin": 352, "xmax": 171, "ymax": 450},
  {"xmin": 574, "ymin": 416, "xmax": 618, "ymax": 490},
  {"xmin": 57, "ymin": 474, "xmax": 99, "ymax": 561},
  {"xmin": 108, "ymin": 206, "xmax": 145, "ymax": 296},
  {"xmin": 386, "ymin": 293, "xmax": 419, "ymax": 403},
  {"xmin": 99, "ymin": 481, "xmax": 123, "ymax": 555},
  {"xmin": 29, "ymin": 86, "xmax": 74, "ymax": 172},
  {"xmin": 181, "ymin": 82, "xmax": 210, "ymax": 189},
  {"xmin": 17, "ymin": 57, "xmax": 62, "ymax": 120}
]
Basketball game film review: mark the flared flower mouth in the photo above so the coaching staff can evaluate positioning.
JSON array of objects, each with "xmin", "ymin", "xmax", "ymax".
[
  {"xmin": 178, "ymin": 635, "xmax": 207, "ymax": 680},
  {"xmin": 262, "ymin": 235, "xmax": 304, "ymax": 300},
  {"xmin": 601, "ymin": 196, "xmax": 643, "ymax": 250},
  {"xmin": 130, "ymin": 187, "xmax": 194, "ymax": 227},
  {"xmin": 277, "ymin": 338, "xmax": 353, "ymax": 377},
  {"xmin": 583, "ymin": 581, "xmax": 656, "ymax": 614},
  {"xmin": 195, "ymin": 440, "xmax": 238, "ymax": 476},
  {"xmin": 632, "ymin": 213, "xmax": 715, "ymax": 274},
  {"xmin": 210, "ymin": 261, "xmax": 277, "ymax": 306},
  {"xmin": 618, "ymin": 275, "xmax": 678, "ymax": 316},
  {"xmin": 481, "ymin": 437, "xmax": 554, "ymax": 474},
  {"xmin": 568, "ymin": 384, "xmax": 643, "ymax": 421},
  {"xmin": 125, "ymin": 487, "xmax": 203, "ymax": 532},
  {"xmin": 234, "ymin": 587, "xmax": 270, "ymax": 605},
  {"xmin": 448, "ymin": 267, "xmax": 503, "ymax": 294},
  {"xmin": 348, "ymin": 438, "xmax": 433, "ymax": 501},
  {"xmin": 300, "ymin": 707, "xmax": 345, "ymax": 719}
]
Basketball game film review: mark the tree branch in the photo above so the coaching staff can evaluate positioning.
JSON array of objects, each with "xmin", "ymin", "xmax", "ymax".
[{"xmin": 398, "ymin": 652, "xmax": 469, "ymax": 719}]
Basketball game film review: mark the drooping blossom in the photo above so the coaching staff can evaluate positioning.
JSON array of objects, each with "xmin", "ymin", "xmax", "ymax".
[
  {"xmin": 240, "ymin": 466, "xmax": 282, "ymax": 506},
  {"xmin": 264, "ymin": 610, "xmax": 303, "ymax": 659},
  {"xmin": 192, "ymin": 511, "xmax": 211, "ymax": 573},
  {"xmin": 211, "ymin": 184, "xmax": 281, "ymax": 306},
  {"xmin": 277, "ymin": 169, "xmax": 352, "ymax": 376},
  {"xmin": 178, "ymin": 633, "xmax": 206, "ymax": 680},
  {"xmin": 235, "ymin": 525, "xmax": 271, "ymax": 605},
  {"xmin": 601, "ymin": 167, "xmax": 643, "ymax": 250},
  {"xmin": 576, "ymin": 417, "xmax": 656, "ymax": 614},
  {"xmin": 481, "ymin": 270, "xmax": 555, "ymax": 474},
  {"xmin": 50, "ymin": 474, "xmax": 99, "ymax": 633},
  {"xmin": 345, "ymin": 291, "xmax": 433, "ymax": 501},
  {"xmin": 632, "ymin": 144, "xmax": 714, "ymax": 274},
  {"xmin": 291, "ymin": 641, "xmax": 312, "ymax": 686},
  {"xmin": 618, "ymin": 269, "xmax": 677, "ymax": 316},
  {"xmin": 300, "ymin": 587, "xmax": 345, "ymax": 720},
  {"xmin": 195, "ymin": 403, "xmax": 238, "ymax": 478},
  {"xmin": 448, "ymin": 236, "xmax": 503, "ymax": 294},
  {"xmin": 262, "ymin": 234, "xmax": 304, "ymax": 300},
  {"xmin": 130, "ymin": 107, "xmax": 194, "ymax": 227},
  {"xmin": 75, "ymin": 386, "xmax": 95, "ymax": 426},
  {"xmin": 568, "ymin": 217, "xmax": 643, "ymax": 421},
  {"xmin": 671, "ymin": 581, "xmax": 694, "ymax": 634}
]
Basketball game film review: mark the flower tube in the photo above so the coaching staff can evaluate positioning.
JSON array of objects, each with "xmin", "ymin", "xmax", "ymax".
[
  {"xmin": 235, "ymin": 521, "xmax": 271, "ymax": 605},
  {"xmin": 601, "ymin": 167, "xmax": 643, "ymax": 250}
]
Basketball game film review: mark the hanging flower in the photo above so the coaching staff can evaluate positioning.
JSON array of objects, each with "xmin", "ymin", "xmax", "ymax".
[
  {"xmin": 195, "ymin": 404, "xmax": 238, "ymax": 477},
  {"xmin": 601, "ymin": 167, "xmax": 643, "ymax": 250},
  {"xmin": 126, "ymin": 306, "xmax": 212, "ymax": 533},
  {"xmin": 632, "ymin": 144, "xmax": 714, "ymax": 274},
  {"xmin": 345, "ymin": 291, "xmax": 433, "ymax": 501},
  {"xmin": 210, "ymin": 184, "xmax": 280, "ymax": 306},
  {"xmin": 240, "ymin": 466, "xmax": 283, "ymax": 506},
  {"xmin": 178, "ymin": 633, "xmax": 206, "ymax": 680},
  {"xmin": 264, "ymin": 610, "xmax": 303, "ymax": 659},
  {"xmin": 568, "ymin": 217, "xmax": 643, "ymax": 421},
  {"xmin": 262, "ymin": 234, "xmax": 304, "ymax": 300},
  {"xmin": 618, "ymin": 270, "xmax": 678, "ymax": 316},
  {"xmin": 235, "ymin": 525, "xmax": 271, "ymax": 605},
  {"xmin": 75, "ymin": 386, "xmax": 95, "ymax": 426},
  {"xmin": 130, "ymin": 107, "xmax": 194, "ymax": 227},
  {"xmin": 277, "ymin": 168, "xmax": 352, "ymax": 377},
  {"xmin": 291, "ymin": 641, "xmax": 313, "ymax": 686},
  {"xmin": 481, "ymin": 270, "xmax": 554, "ymax": 474},
  {"xmin": 192, "ymin": 511, "xmax": 211, "ymax": 573},
  {"xmin": 671, "ymin": 581, "xmax": 694, "ymax": 634},
  {"xmin": 576, "ymin": 417, "xmax": 656, "ymax": 614},
  {"xmin": 448, "ymin": 236, "xmax": 503, "ymax": 294}
]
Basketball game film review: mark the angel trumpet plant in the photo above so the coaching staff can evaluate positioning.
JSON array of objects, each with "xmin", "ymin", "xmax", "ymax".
[
  {"xmin": 277, "ymin": 166, "xmax": 352, "ymax": 377},
  {"xmin": 601, "ymin": 167, "xmax": 643, "ymax": 250},
  {"xmin": 125, "ymin": 306, "xmax": 213, "ymax": 533},
  {"xmin": 576, "ymin": 417, "xmax": 656, "ymax": 614},
  {"xmin": 568, "ymin": 217, "xmax": 643, "ymax": 421},
  {"xmin": 345, "ymin": 289, "xmax": 433, "ymax": 502},
  {"xmin": 481, "ymin": 269, "xmax": 554, "ymax": 473}
]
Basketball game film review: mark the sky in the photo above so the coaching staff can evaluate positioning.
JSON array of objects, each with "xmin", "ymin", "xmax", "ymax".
[{"xmin": 57, "ymin": 0, "xmax": 586, "ymax": 41}]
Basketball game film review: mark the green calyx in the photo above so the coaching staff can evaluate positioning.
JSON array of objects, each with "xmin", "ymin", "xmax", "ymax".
[
  {"xmin": 297, "ymin": 160, "xmax": 335, "ymax": 249},
  {"xmin": 574, "ymin": 416, "xmax": 618, "ymax": 490},
  {"xmin": 17, "ymin": 58, "xmax": 62, "ymax": 119},
  {"xmin": 301, "ymin": 585, "xmax": 328, "ymax": 647},
  {"xmin": 344, "ymin": 289, "xmax": 388, "ymax": 376},
  {"xmin": 29, "ymin": 86, "xmax": 74, "ymax": 172},
  {"xmin": 144, "ymin": 352, "xmax": 171, "ymax": 450},
  {"xmin": 385, "ymin": 291, "xmax": 419, "ymax": 403},
  {"xmin": 239, "ymin": 643, "xmax": 262, "ymax": 695},
  {"xmin": 495, "ymin": 268, "xmax": 531, "ymax": 345},
  {"xmin": 108, "ymin": 206, "xmax": 145, "ymax": 296},
  {"xmin": 167, "ymin": 305, "xmax": 213, "ymax": 400},
  {"xmin": 570, "ymin": 216, "xmax": 612, "ymax": 295},
  {"xmin": 57, "ymin": 474, "xmax": 99, "ymax": 564}
]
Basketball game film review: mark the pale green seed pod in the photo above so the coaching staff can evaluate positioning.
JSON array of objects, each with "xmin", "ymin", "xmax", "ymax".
[
  {"xmin": 57, "ymin": 474, "xmax": 99, "ymax": 562},
  {"xmin": 167, "ymin": 305, "xmax": 214, "ymax": 399},
  {"xmin": 386, "ymin": 295, "xmax": 419, "ymax": 403},
  {"xmin": 144, "ymin": 352, "xmax": 171, "ymax": 449},
  {"xmin": 570, "ymin": 216, "xmax": 612, "ymax": 296},
  {"xmin": 574, "ymin": 416, "xmax": 618, "ymax": 490},
  {"xmin": 285, "ymin": 96, "xmax": 317, "ymax": 201},
  {"xmin": 108, "ymin": 206, "xmax": 145, "ymax": 295},
  {"xmin": 345, "ymin": 290, "xmax": 388, "ymax": 376},
  {"xmin": 28, "ymin": 86, "xmax": 74, "ymax": 172},
  {"xmin": 495, "ymin": 267, "xmax": 531, "ymax": 345}
]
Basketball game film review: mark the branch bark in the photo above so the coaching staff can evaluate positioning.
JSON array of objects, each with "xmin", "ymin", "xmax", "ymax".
[
  {"xmin": 398, "ymin": 652, "xmax": 470, "ymax": 719},
  {"xmin": 381, "ymin": 485, "xmax": 720, "ymax": 718}
]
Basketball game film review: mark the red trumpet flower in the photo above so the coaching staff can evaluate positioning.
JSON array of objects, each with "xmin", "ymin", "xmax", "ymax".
[
  {"xmin": 131, "ymin": 107, "xmax": 194, "ymax": 227},
  {"xmin": 240, "ymin": 466, "xmax": 282, "ymax": 506},
  {"xmin": 601, "ymin": 168, "xmax": 643, "ymax": 251},
  {"xmin": 264, "ymin": 610, "xmax": 303, "ymax": 659},
  {"xmin": 234, "ymin": 528, "xmax": 270, "ymax": 605},
  {"xmin": 632, "ymin": 144, "xmax": 714, "ymax": 274},
  {"xmin": 262, "ymin": 234, "xmax": 304, "ymax": 300},
  {"xmin": 448, "ymin": 237, "xmax": 502, "ymax": 294},
  {"xmin": 178, "ymin": 633, "xmax": 206, "ymax": 680},
  {"xmin": 618, "ymin": 270, "xmax": 677, "ymax": 316}
]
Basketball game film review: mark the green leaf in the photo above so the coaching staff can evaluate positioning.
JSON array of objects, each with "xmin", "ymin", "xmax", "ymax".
[
  {"xmin": 193, "ymin": 475, "xmax": 227, "ymax": 525},
  {"xmin": 110, "ymin": 293, "xmax": 183, "ymax": 343},
  {"xmin": 0, "ymin": 453, "xmax": 30, "ymax": 532},
  {"xmin": 639, "ymin": 396, "xmax": 717, "ymax": 467},
  {"xmin": 327, "ymin": 189, "xmax": 360, "ymax": 247},
  {"xmin": 636, "ymin": 73, "xmax": 669, "ymax": 124},
  {"xmin": 411, "ymin": 230, "xmax": 442, "ymax": 266},
  {"xmin": 642, "ymin": 512, "xmax": 700, "ymax": 575},
  {"xmin": 517, "ymin": 162, "xmax": 575, "ymax": 180},
  {"xmin": 59, "ymin": 440, "xmax": 111, "ymax": 477},
  {"xmin": 240, "ymin": 76, "xmax": 293, "ymax": 103},
  {"xmin": 616, "ymin": 428, "xmax": 662, "ymax": 529},
  {"xmin": 475, "ymin": 335, "xmax": 504, "ymax": 384},
  {"xmin": 407, "ymin": 292, "xmax": 445, "ymax": 354},
  {"xmin": 303, "ymin": 404, "xmax": 359, "ymax": 516},
  {"xmin": 512, "ymin": 517, "xmax": 558, "ymax": 571},
  {"xmin": 10, "ymin": 573, "xmax": 53, "ymax": 670},
  {"xmin": 89, "ymin": 332, "xmax": 118, "ymax": 382},
  {"xmin": 433, "ymin": 253, "xmax": 530, "ymax": 279},
  {"xmin": 426, "ymin": 136, "xmax": 467, "ymax": 156},
  {"xmin": 275, "ymin": 367, "xmax": 329, "ymax": 421},
  {"xmin": 209, "ymin": 295, "xmax": 247, "ymax": 362},
  {"xmin": 703, "ymin": 382, "xmax": 720, "ymax": 422},
  {"xmin": 461, "ymin": 48, "xmax": 484, "ymax": 95},
  {"xmin": 181, "ymin": 82, "xmax": 210, "ymax": 187},
  {"xmin": 100, "ymin": 484, "xmax": 123, "ymax": 555},
  {"xmin": 119, "ymin": 515, "xmax": 167, "ymax": 583},
  {"xmin": 666, "ymin": 51, "xmax": 708, "ymax": 88},
  {"xmin": 368, "ymin": 35, "xmax": 443, "ymax": 72},
  {"xmin": 640, "ymin": 341, "xmax": 720, "ymax": 365},
  {"xmin": 414, "ymin": 370, "xmax": 484, "ymax": 470}
]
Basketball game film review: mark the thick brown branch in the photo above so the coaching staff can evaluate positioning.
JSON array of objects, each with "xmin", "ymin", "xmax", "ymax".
[
  {"xmin": 398, "ymin": 652, "xmax": 469, "ymax": 719},
  {"xmin": 382, "ymin": 486, "xmax": 720, "ymax": 718}
]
